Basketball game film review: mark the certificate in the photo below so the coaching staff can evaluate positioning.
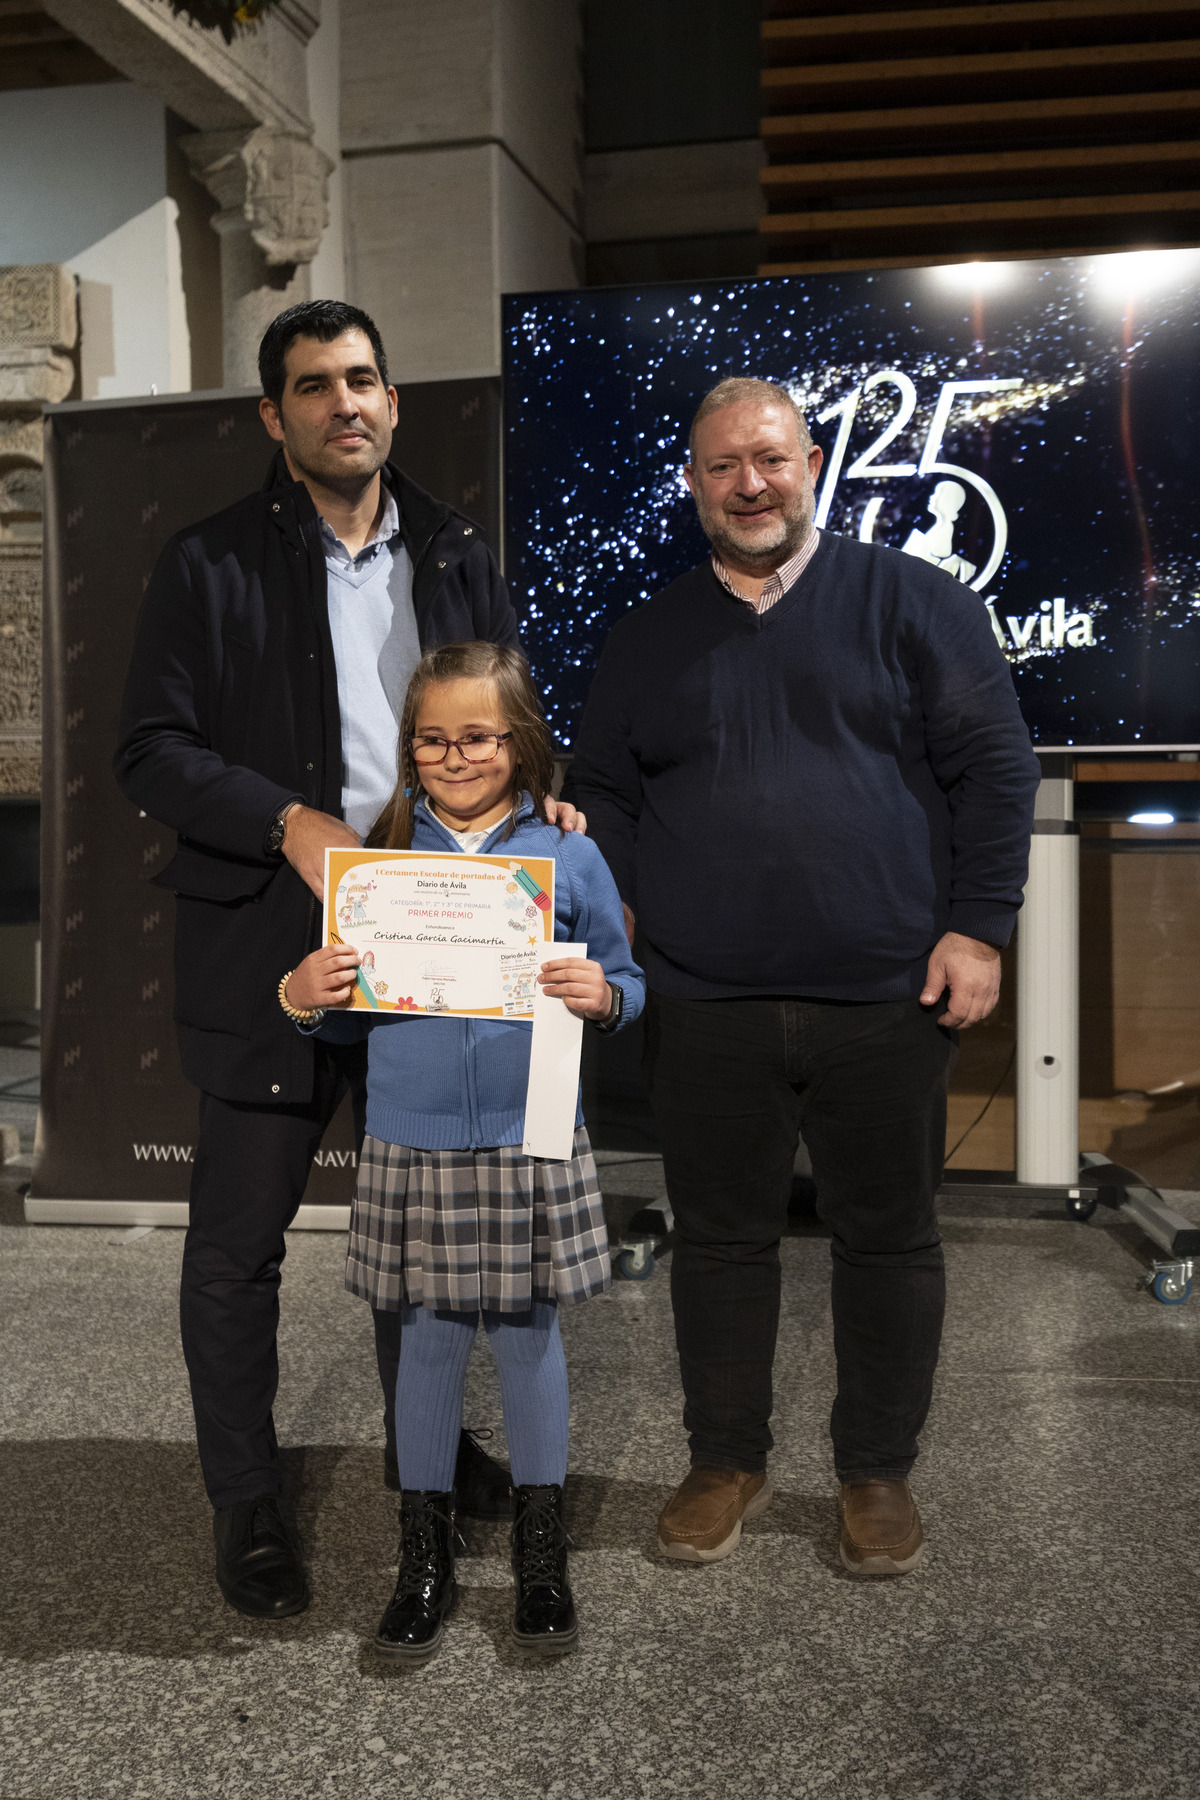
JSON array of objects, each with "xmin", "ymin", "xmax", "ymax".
[{"xmin": 323, "ymin": 848, "xmax": 557, "ymax": 1019}]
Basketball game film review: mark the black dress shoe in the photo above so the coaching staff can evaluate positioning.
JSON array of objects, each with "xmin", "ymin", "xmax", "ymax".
[
  {"xmin": 374, "ymin": 1490, "xmax": 458, "ymax": 1661},
  {"xmin": 384, "ymin": 1429, "xmax": 511, "ymax": 1519},
  {"xmin": 511, "ymin": 1483, "xmax": 577, "ymax": 1655},
  {"xmin": 213, "ymin": 1496, "xmax": 310, "ymax": 1620}
]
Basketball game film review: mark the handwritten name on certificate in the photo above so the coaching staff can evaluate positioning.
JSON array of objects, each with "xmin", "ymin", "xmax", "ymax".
[{"xmin": 323, "ymin": 849, "xmax": 557, "ymax": 1019}]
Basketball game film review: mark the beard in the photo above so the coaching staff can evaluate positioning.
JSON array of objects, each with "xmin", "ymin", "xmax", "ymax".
[
  {"xmin": 279, "ymin": 402, "xmax": 392, "ymax": 494},
  {"xmin": 694, "ymin": 484, "xmax": 814, "ymax": 570},
  {"xmin": 293, "ymin": 434, "xmax": 389, "ymax": 492}
]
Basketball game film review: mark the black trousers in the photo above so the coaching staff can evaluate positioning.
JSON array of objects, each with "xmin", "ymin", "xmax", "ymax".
[
  {"xmin": 644, "ymin": 992, "xmax": 954, "ymax": 1481},
  {"xmin": 181, "ymin": 1038, "xmax": 401, "ymax": 1509}
]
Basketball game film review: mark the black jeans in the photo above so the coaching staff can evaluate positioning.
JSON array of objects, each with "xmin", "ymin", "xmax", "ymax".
[
  {"xmin": 181, "ymin": 1037, "xmax": 401, "ymax": 1508},
  {"xmin": 645, "ymin": 992, "xmax": 954, "ymax": 1481}
]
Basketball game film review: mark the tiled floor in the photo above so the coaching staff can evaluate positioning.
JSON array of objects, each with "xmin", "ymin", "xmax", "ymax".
[{"xmin": 2, "ymin": 1160, "xmax": 1200, "ymax": 1799}]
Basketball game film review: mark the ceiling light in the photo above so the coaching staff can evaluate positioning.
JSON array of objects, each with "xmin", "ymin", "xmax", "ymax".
[
  {"xmin": 930, "ymin": 260, "xmax": 1016, "ymax": 294},
  {"xmin": 1088, "ymin": 249, "xmax": 1200, "ymax": 302}
]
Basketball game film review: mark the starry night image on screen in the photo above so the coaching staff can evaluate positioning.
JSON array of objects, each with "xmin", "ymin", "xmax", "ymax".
[{"xmin": 502, "ymin": 251, "xmax": 1200, "ymax": 751}]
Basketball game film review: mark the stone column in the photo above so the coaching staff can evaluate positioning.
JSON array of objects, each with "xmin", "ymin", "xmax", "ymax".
[
  {"xmin": 182, "ymin": 127, "xmax": 334, "ymax": 388},
  {"xmin": 0, "ymin": 263, "xmax": 77, "ymax": 800},
  {"xmin": 341, "ymin": 0, "xmax": 583, "ymax": 381}
]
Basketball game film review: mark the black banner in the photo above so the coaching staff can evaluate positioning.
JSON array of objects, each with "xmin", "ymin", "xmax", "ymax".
[{"xmin": 35, "ymin": 379, "xmax": 501, "ymax": 1208}]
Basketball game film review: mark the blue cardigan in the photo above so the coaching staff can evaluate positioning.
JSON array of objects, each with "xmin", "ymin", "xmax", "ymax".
[{"xmin": 317, "ymin": 797, "xmax": 645, "ymax": 1150}]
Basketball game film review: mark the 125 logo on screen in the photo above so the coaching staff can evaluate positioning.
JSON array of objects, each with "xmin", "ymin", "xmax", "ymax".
[{"xmin": 809, "ymin": 371, "xmax": 1095, "ymax": 660}]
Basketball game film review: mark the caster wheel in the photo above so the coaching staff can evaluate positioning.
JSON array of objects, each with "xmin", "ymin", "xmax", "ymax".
[
  {"xmin": 1151, "ymin": 1270, "xmax": 1192, "ymax": 1305},
  {"xmin": 619, "ymin": 1245, "xmax": 654, "ymax": 1281},
  {"xmin": 1066, "ymin": 1194, "xmax": 1097, "ymax": 1222}
]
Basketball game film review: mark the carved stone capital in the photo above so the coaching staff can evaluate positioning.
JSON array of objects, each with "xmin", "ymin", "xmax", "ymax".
[
  {"xmin": 182, "ymin": 126, "xmax": 333, "ymax": 267},
  {"xmin": 0, "ymin": 265, "xmax": 77, "ymax": 424},
  {"xmin": 0, "ymin": 264, "xmax": 77, "ymax": 353},
  {"xmin": 0, "ymin": 347, "xmax": 75, "ymax": 410}
]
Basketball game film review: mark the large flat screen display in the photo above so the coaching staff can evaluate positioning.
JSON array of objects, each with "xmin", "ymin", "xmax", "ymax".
[{"xmin": 503, "ymin": 251, "xmax": 1200, "ymax": 751}]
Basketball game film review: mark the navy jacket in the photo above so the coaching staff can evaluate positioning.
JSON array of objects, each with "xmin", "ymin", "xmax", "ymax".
[
  {"xmin": 567, "ymin": 534, "xmax": 1040, "ymax": 1002},
  {"xmin": 113, "ymin": 451, "xmax": 520, "ymax": 1103},
  {"xmin": 316, "ymin": 797, "xmax": 645, "ymax": 1149}
]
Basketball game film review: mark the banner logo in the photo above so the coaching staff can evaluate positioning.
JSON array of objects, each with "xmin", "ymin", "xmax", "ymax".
[{"xmin": 809, "ymin": 370, "xmax": 1099, "ymax": 662}]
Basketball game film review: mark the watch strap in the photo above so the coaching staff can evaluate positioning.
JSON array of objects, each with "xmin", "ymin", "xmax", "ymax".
[
  {"xmin": 591, "ymin": 982, "xmax": 623, "ymax": 1035},
  {"xmin": 265, "ymin": 799, "xmax": 301, "ymax": 855}
]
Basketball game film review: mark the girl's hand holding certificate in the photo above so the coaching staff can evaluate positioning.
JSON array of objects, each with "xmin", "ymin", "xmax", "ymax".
[
  {"xmin": 285, "ymin": 945, "xmax": 360, "ymax": 1013},
  {"xmin": 289, "ymin": 946, "xmax": 613, "ymax": 1022},
  {"xmin": 537, "ymin": 957, "xmax": 612, "ymax": 1021}
]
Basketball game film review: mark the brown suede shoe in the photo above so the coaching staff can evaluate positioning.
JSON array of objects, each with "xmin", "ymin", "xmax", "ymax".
[
  {"xmin": 839, "ymin": 1479, "xmax": 924, "ymax": 1576},
  {"xmin": 657, "ymin": 1467, "xmax": 773, "ymax": 1563}
]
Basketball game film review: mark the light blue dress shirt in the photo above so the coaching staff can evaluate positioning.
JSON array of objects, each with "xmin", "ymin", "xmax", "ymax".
[{"xmin": 320, "ymin": 488, "xmax": 422, "ymax": 838}]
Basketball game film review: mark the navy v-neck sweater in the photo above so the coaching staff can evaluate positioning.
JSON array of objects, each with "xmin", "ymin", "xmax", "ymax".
[{"xmin": 568, "ymin": 531, "xmax": 1041, "ymax": 1002}]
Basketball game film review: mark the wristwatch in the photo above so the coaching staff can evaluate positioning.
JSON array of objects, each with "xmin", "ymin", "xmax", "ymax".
[
  {"xmin": 265, "ymin": 800, "xmax": 301, "ymax": 855},
  {"xmin": 591, "ymin": 982, "xmax": 624, "ymax": 1035}
]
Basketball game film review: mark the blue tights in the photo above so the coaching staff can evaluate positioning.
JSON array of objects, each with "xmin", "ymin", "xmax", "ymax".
[{"xmin": 396, "ymin": 1300, "xmax": 569, "ymax": 1490}]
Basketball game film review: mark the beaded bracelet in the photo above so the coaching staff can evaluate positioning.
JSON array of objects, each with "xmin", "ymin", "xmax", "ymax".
[{"xmin": 278, "ymin": 971, "xmax": 325, "ymax": 1025}]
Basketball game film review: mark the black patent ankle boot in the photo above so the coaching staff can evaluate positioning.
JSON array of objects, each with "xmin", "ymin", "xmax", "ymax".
[
  {"xmin": 511, "ymin": 1483, "xmax": 578, "ymax": 1656},
  {"xmin": 374, "ymin": 1490, "xmax": 458, "ymax": 1661},
  {"xmin": 384, "ymin": 1430, "xmax": 512, "ymax": 1519}
]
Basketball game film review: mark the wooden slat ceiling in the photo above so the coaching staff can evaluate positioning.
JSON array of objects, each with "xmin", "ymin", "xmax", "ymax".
[
  {"xmin": 759, "ymin": 0, "xmax": 1200, "ymax": 272},
  {"xmin": 0, "ymin": 1, "xmax": 124, "ymax": 90}
]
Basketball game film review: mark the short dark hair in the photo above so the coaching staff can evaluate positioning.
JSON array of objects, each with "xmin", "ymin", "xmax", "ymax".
[{"xmin": 258, "ymin": 300, "xmax": 390, "ymax": 405}]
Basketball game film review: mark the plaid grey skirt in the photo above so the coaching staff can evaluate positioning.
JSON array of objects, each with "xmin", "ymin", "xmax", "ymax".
[{"xmin": 345, "ymin": 1126, "xmax": 610, "ymax": 1314}]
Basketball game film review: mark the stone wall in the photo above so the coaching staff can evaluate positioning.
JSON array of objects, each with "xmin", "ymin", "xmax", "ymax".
[{"xmin": 0, "ymin": 264, "xmax": 77, "ymax": 800}]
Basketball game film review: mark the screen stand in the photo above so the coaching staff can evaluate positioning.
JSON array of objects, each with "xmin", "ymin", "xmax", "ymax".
[
  {"xmin": 1017, "ymin": 754, "xmax": 1079, "ymax": 1183},
  {"xmin": 1003, "ymin": 757, "xmax": 1200, "ymax": 1305}
]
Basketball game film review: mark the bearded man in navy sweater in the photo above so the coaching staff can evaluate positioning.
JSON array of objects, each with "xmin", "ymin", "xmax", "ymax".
[{"xmin": 569, "ymin": 377, "xmax": 1040, "ymax": 1574}]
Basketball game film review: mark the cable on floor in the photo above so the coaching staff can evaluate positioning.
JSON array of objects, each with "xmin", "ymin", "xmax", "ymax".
[{"xmin": 945, "ymin": 1042, "xmax": 1016, "ymax": 1165}]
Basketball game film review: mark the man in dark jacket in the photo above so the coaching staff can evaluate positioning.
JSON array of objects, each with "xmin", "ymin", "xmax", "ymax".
[
  {"xmin": 114, "ymin": 301, "xmax": 578, "ymax": 1619},
  {"xmin": 568, "ymin": 377, "xmax": 1040, "ymax": 1578}
]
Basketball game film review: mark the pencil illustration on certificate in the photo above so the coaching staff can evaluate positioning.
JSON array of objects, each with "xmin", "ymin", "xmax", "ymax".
[{"xmin": 324, "ymin": 848, "xmax": 557, "ymax": 1019}]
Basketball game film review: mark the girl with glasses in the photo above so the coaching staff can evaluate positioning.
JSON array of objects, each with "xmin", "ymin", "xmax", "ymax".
[{"xmin": 281, "ymin": 641, "xmax": 643, "ymax": 1661}]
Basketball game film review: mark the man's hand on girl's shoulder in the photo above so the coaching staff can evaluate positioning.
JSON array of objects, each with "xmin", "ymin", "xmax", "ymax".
[
  {"xmin": 543, "ymin": 797, "xmax": 587, "ymax": 834},
  {"xmin": 282, "ymin": 804, "xmax": 363, "ymax": 900}
]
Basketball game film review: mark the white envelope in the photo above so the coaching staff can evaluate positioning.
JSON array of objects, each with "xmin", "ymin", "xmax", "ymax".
[{"xmin": 522, "ymin": 943, "xmax": 587, "ymax": 1162}]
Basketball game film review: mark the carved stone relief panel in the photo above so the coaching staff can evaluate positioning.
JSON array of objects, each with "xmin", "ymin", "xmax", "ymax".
[
  {"xmin": 0, "ymin": 264, "xmax": 77, "ymax": 797},
  {"xmin": 0, "ymin": 546, "xmax": 41, "ymax": 798}
]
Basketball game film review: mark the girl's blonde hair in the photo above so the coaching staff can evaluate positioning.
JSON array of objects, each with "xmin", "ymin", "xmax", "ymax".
[{"xmin": 367, "ymin": 641, "xmax": 557, "ymax": 849}]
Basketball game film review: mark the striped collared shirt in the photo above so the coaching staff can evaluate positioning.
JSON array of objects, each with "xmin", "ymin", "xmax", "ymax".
[{"xmin": 712, "ymin": 527, "xmax": 821, "ymax": 615}]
